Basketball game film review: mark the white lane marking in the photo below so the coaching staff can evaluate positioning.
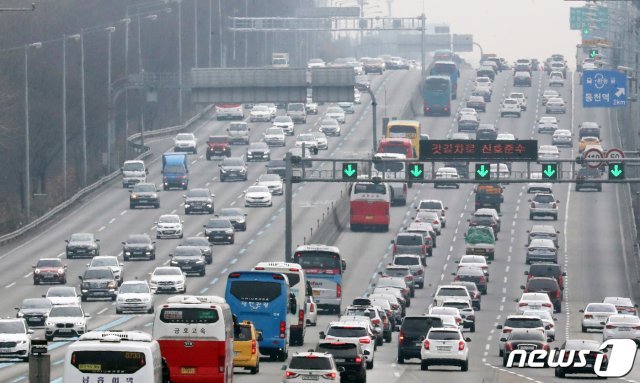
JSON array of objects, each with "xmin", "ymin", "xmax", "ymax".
[
  {"xmin": 5, "ymin": 282, "xmax": 15, "ymax": 288},
  {"xmin": 24, "ymin": 272, "xmax": 32, "ymax": 278},
  {"xmin": 98, "ymin": 226, "xmax": 106, "ymax": 232},
  {"xmin": 162, "ymin": 260, "xmax": 170, "ymax": 265},
  {"xmin": 120, "ymin": 210, "xmax": 127, "ymax": 216},
  {"xmin": 108, "ymin": 218, "xmax": 116, "ymax": 224},
  {"xmin": 98, "ymin": 307, "xmax": 108, "ymax": 315},
  {"xmin": 170, "ymin": 209, "xmax": 177, "ymax": 214}
]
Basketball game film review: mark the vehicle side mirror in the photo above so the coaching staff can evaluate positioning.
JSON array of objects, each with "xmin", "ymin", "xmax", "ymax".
[
  {"xmin": 31, "ymin": 265, "xmax": 35, "ymax": 269},
  {"xmin": 500, "ymin": 337, "xmax": 507, "ymax": 342},
  {"xmin": 527, "ymin": 199, "xmax": 531, "ymax": 202},
  {"xmin": 562, "ymin": 272, "xmax": 567, "ymax": 276},
  {"xmin": 257, "ymin": 331, "xmax": 263, "ymax": 342},
  {"xmin": 78, "ymin": 276, "xmax": 83, "ymax": 280},
  {"xmin": 556, "ymin": 200, "xmax": 560, "ymax": 203},
  {"xmin": 152, "ymin": 241, "xmax": 156, "ymax": 244},
  {"xmin": 451, "ymin": 272, "xmax": 456, "ymax": 276},
  {"xmin": 454, "ymin": 260, "xmax": 459, "ymax": 264},
  {"xmin": 520, "ymin": 285, "xmax": 525, "ymax": 290},
  {"xmin": 121, "ymin": 242, "xmax": 126, "ymax": 245},
  {"xmin": 146, "ymin": 169, "xmax": 149, "ymax": 174},
  {"xmin": 579, "ymin": 309, "xmax": 585, "ymax": 313},
  {"xmin": 465, "ymin": 337, "xmax": 471, "ymax": 342},
  {"xmin": 86, "ymin": 263, "xmax": 90, "ymax": 267},
  {"xmin": 445, "ymin": 207, "xmax": 448, "ymax": 210},
  {"xmin": 545, "ymin": 325, "xmax": 552, "ymax": 330},
  {"xmin": 95, "ymin": 239, "xmax": 100, "ymax": 242},
  {"xmin": 281, "ymin": 364, "xmax": 287, "ymax": 371},
  {"xmin": 524, "ymin": 271, "xmax": 529, "ymax": 275},
  {"xmin": 65, "ymin": 240, "xmax": 69, "ymax": 243},
  {"xmin": 341, "ymin": 260, "xmax": 347, "ymax": 271},
  {"xmin": 41, "ymin": 295, "xmax": 46, "ymax": 298},
  {"xmin": 27, "ymin": 329, "xmax": 34, "ymax": 334},
  {"xmin": 319, "ymin": 331, "xmax": 326, "ymax": 339},
  {"xmin": 363, "ymin": 350, "xmax": 370, "ymax": 355},
  {"xmin": 600, "ymin": 322, "xmax": 606, "ymax": 326}
]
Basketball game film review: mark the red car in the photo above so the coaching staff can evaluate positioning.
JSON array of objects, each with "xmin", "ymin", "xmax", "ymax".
[
  {"xmin": 33, "ymin": 258, "xmax": 67, "ymax": 285},
  {"xmin": 205, "ymin": 135, "xmax": 231, "ymax": 160}
]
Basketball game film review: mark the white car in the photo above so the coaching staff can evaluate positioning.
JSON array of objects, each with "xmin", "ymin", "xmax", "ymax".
[
  {"xmin": 305, "ymin": 296, "xmax": 318, "ymax": 326},
  {"xmin": 420, "ymin": 328, "xmax": 470, "ymax": 371},
  {"xmin": 295, "ymin": 133, "xmax": 319, "ymax": 152},
  {"xmin": 526, "ymin": 172, "xmax": 553, "ymax": 194},
  {"xmin": 256, "ymin": 174, "xmax": 283, "ymax": 195},
  {"xmin": 602, "ymin": 315, "xmax": 640, "ymax": 343},
  {"xmin": 414, "ymin": 211, "xmax": 442, "ymax": 234},
  {"xmin": 457, "ymin": 255, "xmax": 490, "ymax": 281},
  {"xmin": 509, "ymin": 92, "xmax": 527, "ymax": 110},
  {"xmin": 0, "ymin": 319, "xmax": 32, "ymax": 362},
  {"xmin": 261, "ymin": 103, "xmax": 277, "ymax": 119},
  {"xmin": 416, "ymin": 199, "xmax": 448, "ymax": 228},
  {"xmin": 321, "ymin": 321, "xmax": 375, "ymax": 368},
  {"xmin": 474, "ymin": 76, "xmax": 493, "ymax": 90},
  {"xmin": 155, "ymin": 214, "xmax": 183, "ymax": 239},
  {"xmin": 450, "ymin": 132, "xmax": 471, "ymax": 140},
  {"xmin": 273, "ymin": 116, "xmax": 295, "ymax": 135},
  {"xmin": 249, "ymin": 105, "xmax": 272, "ymax": 122},
  {"xmin": 312, "ymin": 132, "xmax": 328, "ymax": 150},
  {"xmin": 44, "ymin": 305, "xmax": 89, "ymax": 341},
  {"xmin": 523, "ymin": 309, "xmax": 557, "ymax": 341},
  {"xmin": 581, "ymin": 302, "xmax": 618, "ymax": 332},
  {"xmin": 542, "ymin": 89, "xmax": 560, "ymax": 105},
  {"xmin": 115, "ymin": 281, "xmax": 153, "ymax": 314},
  {"xmin": 149, "ymin": 266, "xmax": 186, "ymax": 294},
  {"xmin": 549, "ymin": 71, "xmax": 565, "ymax": 87},
  {"xmin": 434, "ymin": 167, "xmax": 460, "ymax": 189},
  {"xmin": 496, "ymin": 133, "xmax": 515, "ymax": 140},
  {"xmin": 244, "ymin": 185, "xmax": 273, "ymax": 207},
  {"xmin": 457, "ymin": 108, "xmax": 478, "ymax": 121},
  {"xmin": 283, "ymin": 352, "xmax": 340, "ymax": 382},
  {"xmin": 263, "ymin": 127, "xmax": 286, "ymax": 146},
  {"xmin": 546, "ymin": 97, "xmax": 566, "ymax": 114},
  {"xmin": 173, "ymin": 133, "xmax": 197, "ymax": 154},
  {"xmin": 43, "ymin": 286, "xmax": 80, "ymax": 306},
  {"xmin": 603, "ymin": 296, "xmax": 638, "ymax": 315},
  {"xmin": 538, "ymin": 145, "xmax": 560, "ymax": 162},
  {"xmin": 500, "ymin": 98, "xmax": 521, "ymax": 117},
  {"xmin": 537, "ymin": 116, "xmax": 559, "ymax": 133},
  {"xmin": 432, "ymin": 285, "xmax": 471, "ymax": 307},
  {"xmin": 428, "ymin": 307, "xmax": 463, "ymax": 329},
  {"xmin": 307, "ymin": 58, "xmax": 326, "ymax": 68},
  {"xmin": 552, "ymin": 129, "xmax": 573, "ymax": 147},
  {"xmin": 87, "ymin": 256, "xmax": 124, "ymax": 286},
  {"xmin": 325, "ymin": 106, "xmax": 346, "ymax": 123},
  {"xmin": 354, "ymin": 89, "xmax": 361, "ymax": 104},
  {"xmin": 517, "ymin": 292, "xmax": 554, "ymax": 314}
]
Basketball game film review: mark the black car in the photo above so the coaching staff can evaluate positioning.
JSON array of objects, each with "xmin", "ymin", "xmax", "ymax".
[
  {"xmin": 454, "ymin": 266, "xmax": 488, "ymax": 295},
  {"xmin": 78, "ymin": 267, "xmax": 117, "ymax": 301},
  {"xmin": 246, "ymin": 142, "xmax": 271, "ymax": 162},
  {"xmin": 513, "ymin": 71, "xmax": 532, "ymax": 86},
  {"xmin": 522, "ymin": 277, "xmax": 562, "ymax": 313},
  {"xmin": 219, "ymin": 157, "xmax": 248, "ymax": 182},
  {"xmin": 129, "ymin": 182, "xmax": 160, "ymax": 209},
  {"xmin": 203, "ymin": 218, "xmax": 235, "ymax": 244},
  {"xmin": 525, "ymin": 263, "xmax": 565, "ymax": 290},
  {"xmin": 501, "ymin": 329, "xmax": 549, "ymax": 367},
  {"xmin": 170, "ymin": 246, "xmax": 206, "ymax": 276},
  {"xmin": 476, "ymin": 124, "xmax": 498, "ymax": 140},
  {"xmin": 217, "ymin": 208, "xmax": 247, "ymax": 231},
  {"xmin": 397, "ymin": 315, "xmax": 444, "ymax": 364},
  {"xmin": 65, "ymin": 232, "xmax": 100, "ymax": 259},
  {"xmin": 180, "ymin": 237, "xmax": 213, "ymax": 264},
  {"xmin": 316, "ymin": 342, "xmax": 366, "ymax": 383},
  {"xmin": 184, "ymin": 188, "xmax": 215, "ymax": 214},
  {"xmin": 15, "ymin": 298, "xmax": 52, "ymax": 327},
  {"xmin": 266, "ymin": 159, "xmax": 286, "ymax": 178},
  {"xmin": 122, "ymin": 234, "xmax": 156, "ymax": 261},
  {"xmin": 575, "ymin": 167, "xmax": 602, "ymax": 192},
  {"xmin": 554, "ymin": 339, "xmax": 608, "ymax": 378}
]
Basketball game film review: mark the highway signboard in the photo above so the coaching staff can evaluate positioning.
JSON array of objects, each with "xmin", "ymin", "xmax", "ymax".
[
  {"xmin": 583, "ymin": 147, "xmax": 604, "ymax": 169},
  {"xmin": 605, "ymin": 148, "xmax": 625, "ymax": 160},
  {"xmin": 419, "ymin": 140, "xmax": 538, "ymax": 161},
  {"xmin": 582, "ymin": 70, "xmax": 627, "ymax": 108}
]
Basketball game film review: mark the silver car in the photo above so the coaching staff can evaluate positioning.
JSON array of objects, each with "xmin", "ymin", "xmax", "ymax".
[
  {"xmin": 537, "ymin": 116, "xmax": 558, "ymax": 133},
  {"xmin": 526, "ymin": 238, "xmax": 558, "ymax": 264},
  {"xmin": 115, "ymin": 281, "xmax": 153, "ymax": 314},
  {"xmin": 529, "ymin": 193, "xmax": 559, "ymax": 220},
  {"xmin": 545, "ymin": 97, "xmax": 566, "ymax": 114},
  {"xmin": 552, "ymin": 129, "xmax": 572, "ymax": 147},
  {"xmin": 392, "ymin": 254, "xmax": 424, "ymax": 288},
  {"xmin": 325, "ymin": 106, "xmax": 346, "ymax": 123}
]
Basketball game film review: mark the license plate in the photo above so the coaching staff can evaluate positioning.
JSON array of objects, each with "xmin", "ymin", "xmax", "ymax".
[
  {"xmin": 529, "ymin": 305, "xmax": 541, "ymax": 310},
  {"xmin": 619, "ymin": 327, "xmax": 631, "ymax": 331},
  {"xmin": 520, "ymin": 346, "xmax": 535, "ymax": 350},
  {"xmin": 181, "ymin": 367, "xmax": 196, "ymax": 374},
  {"xmin": 302, "ymin": 376, "xmax": 319, "ymax": 381},
  {"xmin": 437, "ymin": 346, "xmax": 451, "ymax": 351},
  {"xmin": 365, "ymin": 216, "xmax": 373, "ymax": 220},
  {"xmin": 58, "ymin": 329, "xmax": 72, "ymax": 333},
  {"xmin": 335, "ymin": 358, "xmax": 346, "ymax": 362}
]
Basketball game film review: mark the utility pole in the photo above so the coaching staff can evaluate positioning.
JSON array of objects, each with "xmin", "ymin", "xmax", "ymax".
[
  {"xmin": 106, "ymin": 26, "xmax": 116, "ymax": 173},
  {"xmin": 80, "ymin": 30, "xmax": 88, "ymax": 187},
  {"xmin": 285, "ymin": 151, "xmax": 293, "ymax": 262},
  {"xmin": 178, "ymin": 0, "xmax": 183, "ymax": 122},
  {"xmin": 421, "ymin": 13, "xmax": 426, "ymax": 76}
]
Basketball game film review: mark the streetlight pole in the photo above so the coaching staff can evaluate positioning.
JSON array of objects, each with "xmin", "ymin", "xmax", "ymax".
[
  {"xmin": 122, "ymin": 18, "xmax": 131, "ymax": 161},
  {"xmin": 24, "ymin": 42, "xmax": 41, "ymax": 223},
  {"xmin": 80, "ymin": 29, "xmax": 88, "ymax": 187},
  {"xmin": 62, "ymin": 35, "xmax": 80, "ymax": 200},
  {"xmin": 106, "ymin": 26, "xmax": 116, "ymax": 173},
  {"xmin": 194, "ymin": 0, "xmax": 198, "ymax": 68},
  {"xmin": 178, "ymin": 0, "xmax": 183, "ymax": 122},
  {"xmin": 208, "ymin": 0, "xmax": 212, "ymax": 67},
  {"xmin": 218, "ymin": 0, "xmax": 224, "ymax": 67}
]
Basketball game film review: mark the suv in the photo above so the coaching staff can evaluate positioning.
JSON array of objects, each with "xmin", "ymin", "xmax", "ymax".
[
  {"xmin": 65, "ymin": 232, "xmax": 100, "ymax": 259},
  {"xmin": 219, "ymin": 157, "xmax": 248, "ymax": 181},
  {"xmin": 392, "ymin": 255, "xmax": 424, "ymax": 288},
  {"xmin": 525, "ymin": 263, "xmax": 566, "ymax": 291},
  {"xmin": 527, "ymin": 225, "xmax": 559, "ymax": 247},
  {"xmin": 169, "ymin": 246, "xmax": 206, "ymax": 276},
  {"xmin": 382, "ymin": 265, "xmax": 415, "ymax": 296},
  {"xmin": 184, "ymin": 188, "xmax": 215, "ymax": 214},
  {"xmin": 287, "ymin": 102, "xmax": 307, "ymax": 123},
  {"xmin": 522, "ymin": 277, "xmax": 562, "ymax": 313},
  {"xmin": 121, "ymin": 160, "xmax": 147, "ymax": 188},
  {"xmin": 206, "ymin": 135, "xmax": 231, "ymax": 160},
  {"xmin": 180, "ymin": 236, "xmax": 213, "ymax": 264},
  {"xmin": 397, "ymin": 315, "xmax": 444, "ymax": 364},
  {"xmin": 316, "ymin": 341, "xmax": 366, "ymax": 383},
  {"xmin": 16, "ymin": 298, "xmax": 52, "ymax": 328},
  {"xmin": 500, "ymin": 98, "xmax": 521, "ymax": 117},
  {"xmin": 246, "ymin": 142, "xmax": 271, "ymax": 162},
  {"xmin": 496, "ymin": 315, "xmax": 545, "ymax": 356},
  {"xmin": 227, "ymin": 122, "xmax": 250, "ymax": 145},
  {"xmin": 44, "ymin": 305, "xmax": 88, "ymax": 341},
  {"xmin": 0, "ymin": 319, "xmax": 32, "ymax": 362},
  {"xmin": 115, "ymin": 281, "xmax": 153, "ymax": 314},
  {"xmin": 122, "ymin": 234, "xmax": 156, "ymax": 261},
  {"xmin": 416, "ymin": 199, "xmax": 447, "ymax": 228},
  {"xmin": 283, "ymin": 352, "xmax": 343, "ymax": 382},
  {"xmin": 529, "ymin": 193, "xmax": 559, "ymax": 220},
  {"xmin": 433, "ymin": 285, "xmax": 471, "ymax": 307},
  {"xmin": 509, "ymin": 92, "xmax": 527, "ymax": 110},
  {"xmin": 513, "ymin": 71, "xmax": 532, "ymax": 86},
  {"xmin": 33, "ymin": 258, "xmax": 67, "ymax": 285},
  {"xmin": 78, "ymin": 267, "xmax": 117, "ymax": 301},
  {"xmin": 575, "ymin": 167, "xmax": 602, "ymax": 192},
  {"xmin": 129, "ymin": 182, "xmax": 160, "ymax": 209},
  {"xmin": 392, "ymin": 233, "xmax": 427, "ymax": 263},
  {"xmin": 87, "ymin": 256, "xmax": 124, "ymax": 286},
  {"xmin": 320, "ymin": 321, "xmax": 375, "ymax": 369}
]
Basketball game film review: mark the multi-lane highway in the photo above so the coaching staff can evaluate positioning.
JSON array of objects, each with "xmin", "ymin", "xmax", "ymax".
[{"xmin": 0, "ymin": 61, "xmax": 639, "ymax": 383}]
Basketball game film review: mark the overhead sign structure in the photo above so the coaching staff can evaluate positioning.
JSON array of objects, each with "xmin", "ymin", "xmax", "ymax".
[
  {"xmin": 542, "ymin": 164, "xmax": 558, "ymax": 180},
  {"xmin": 583, "ymin": 147, "xmax": 604, "ymax": 169},
  {"xmin": 407, "ymin": 163, "xmax": 424, "ymax": 181},
  {"xmin": 582, "ymin": 70, "xmax": 627, "ymax": 108},
  {"xmin": 296, "ymin": 7, "xmax": 360, "ymax": 17},
  {"xmin": 475, "ymin": 164, "xmax": 490, "ymax": 180},
  {"xmin": 419, "ymin": 140, "xmax": 538, "ymax": 161}
]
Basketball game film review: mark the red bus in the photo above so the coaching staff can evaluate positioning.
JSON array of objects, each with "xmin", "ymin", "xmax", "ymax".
[
  {"xmin": 350, "ymin": 181, "xmax": 391, "ymax": 232},
  {"xmin": 377, "ymin": 138, "xmax": 416, "ymax": 159},
  {"xmin": 153, "ymin": 295, "xmax": 234, "ymax": 383}
]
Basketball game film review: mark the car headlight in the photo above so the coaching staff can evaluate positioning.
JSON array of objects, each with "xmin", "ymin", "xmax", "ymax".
[
  {"xmin": 46, "ymin": 321, "xmax": 54, "ymax": 327},
  {"xmin": 170, "ymin": 260, "xmax": 178, "ymax": 266},
  {"xmin": 175, "ymin": 280, "xmax": 184, "ymax": 285},
  {"xmin": 117, "ymin": 297, "xmax": 125, "ymax": 303},
  {"xmin": 206, "ymin": 203, "xmax": 212, "ymax": 207},
  {"xmin": 142, "ymin": 297, "xmax": 151, "ymax": 302},
  {"xmin": 237, "ymin": 218, "xmax": 245, "ymax": 223},
  {"xmin": 220, "ymin": 168, "xmax": 227, "ymax": 173},
  {"xmin": 225, "ymin": 229, "xmax": 234, "ymax": 234},
  {"xmin": 196, "ymin": 260, "xmax": 205, "ymax": 265},
  {"xmin": 125, "ymin": 251, "xmax": 131, "ymax": 255},
  {"xmin": 17, "ymin": 312, "xmax": 23, "ymax": 317},
  {"xmin": 184, "ymin": 204, "xmax": 190, "ymax": 208},
  {"xmin": 149, "ymin": 280, "xmax": 158, "ymax": 285},
  {"xmin": 75, "ymin": 321, "xmax": 85, "ymax": 326},
  {"xmin": 130, "ymin": 193, "xmax": 137, "ymax": 199},
  {"xmin": 239, "ymin": 168, "xmax": 247, "ymax": 173}
]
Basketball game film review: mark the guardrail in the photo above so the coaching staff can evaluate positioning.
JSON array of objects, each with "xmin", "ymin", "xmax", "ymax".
[{"xmin": 0, "ymin": 104, "xmax": 214, "ymax": 246}]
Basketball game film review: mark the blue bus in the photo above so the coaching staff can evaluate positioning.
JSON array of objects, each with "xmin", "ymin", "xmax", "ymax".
[
  {"xmin": 225, "ymin": 271, "xmax": 295, "ymax": 361},
  {"xmin": 422, "ymin": 75, "xmax": 452, "ymax": 116},
  {"xmin": 292, "ymin": 244, "xmax": 345, "ymax": 314},
  {"xmin": 429, "ymin": 61, "xmax": 460, "ymax": 100}
]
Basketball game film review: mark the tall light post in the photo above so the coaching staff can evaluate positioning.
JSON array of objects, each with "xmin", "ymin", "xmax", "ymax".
[
  {"xmin": 24, "ymin": 41, "xmax": 42, "ymax": 223},
  {"xmin": 105, "ymin": 26, "xmax": 116, "ymax": 173},
  {"xmin": 218, "ymin": 0, "xmax": 224, "ymax": 67},
  {"xmin": 80, "ymin": 29, "xmax": 88, "ymax": 187},
  {"xmin": 208, "ymin": 0, "xmax": 213, "ymax": 67},
  {"xmin": 194, "ymin": 0, "xmax": 198, "ymax": 68},
  {"xmin": 121, "ymin": 18, "xmax": 131, "ymax": 161},
  {"xmin": 177, "ymin": 0, "xmax": 184, "ymax": 122},
  {"xmin": 62, "ymin": 35, "xmax": 80, "ymax": 200}
]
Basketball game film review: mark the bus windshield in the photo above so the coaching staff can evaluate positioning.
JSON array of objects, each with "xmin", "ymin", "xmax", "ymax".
[
  {"xmin": 388, "ymin": 125, "xmax": 417, "ymax": 138},
  {"xmin": 294, "ymin": 252, "xmax": 341, "ymax": 273},
  {"xmin": 353, "ymin": 183, "xmax": 387, "ymax": 195},
  {"xmin": 71, "ymin": 351, "xmax": 146, "ymax": 374},
  {"xmin": 431, "ymin": 62, "xmax": 457, "ymax": 75},
  {"xmin": 424, "ymin": 78, "xmax": 450, "ymax": 92}
]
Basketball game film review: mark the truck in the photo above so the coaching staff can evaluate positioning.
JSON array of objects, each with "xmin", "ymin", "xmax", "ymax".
[
  {"xmin": 121, "ymin": 160, "xmax": 148, "ymax": 188},
  {"xmin": 161, "ymin": 153, "xmax": 188, "ymax": 190},
  {"xmin": 464, "ymin": 226, "xmax": 496, "ymax": 261},
  {"xmin": 272, "ymin": 53, "xmax": 289, "ymax": 68},
  {"xmin": 474, "ymin": 183, "xmax": 503, "ymax": 212}
]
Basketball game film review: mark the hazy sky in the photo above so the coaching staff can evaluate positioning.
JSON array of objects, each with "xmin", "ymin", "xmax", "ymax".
[{"xmin": 391, "ymin": 0, "xmax": 582, "ymax": 67}]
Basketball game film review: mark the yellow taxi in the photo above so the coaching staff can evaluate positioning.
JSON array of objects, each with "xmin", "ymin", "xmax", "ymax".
[
  {"xmin": 579, "ymin": 136, "xmax": 601, "ymax": 152},
  {"xmin": 233, "ymin": 320, "xmax": 261, "ymax": 374}
]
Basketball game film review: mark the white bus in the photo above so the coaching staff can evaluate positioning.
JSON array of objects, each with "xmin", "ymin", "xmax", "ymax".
[
  {"xmin": 63, "ymin": 330, "xmax": 166, "ymax": 383},
  {"xmin": 252, "ymin": 262, "xmax": 308, "ymax": 346}
]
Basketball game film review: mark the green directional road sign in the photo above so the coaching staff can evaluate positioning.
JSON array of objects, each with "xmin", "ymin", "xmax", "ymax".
[
  {"xmin": 608, "ymin": 162, "xmax": 624, "ymax": 179},
  {"xmin": 542, "ymin": 164, "xmax": 558, "ymax": 180},
  {"xmin": 589, "ymin": 49, "xmax": 598, "ymax": 59},
  {"xmin": 342, "ymin": 163, "xmax": 358, "ymax": 180},
  {"xmin": 407, "ymin": 163, "xmax": 424, "ymax": 181},
  {"xmin": 475, "ymin": 163, "xmax": 490, "ymax": 180}
]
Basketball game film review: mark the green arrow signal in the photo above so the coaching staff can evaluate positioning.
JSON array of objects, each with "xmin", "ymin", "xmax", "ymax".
[
  {"xmin": 343, "ymin": 164, "xmax": 356, "ymax": 177},
  {"xmin": 610, "ymin": 164, "xmax": 623, "ymax": 177},
  {"xmin": 410, "ymin": 165, "xmax": 423, "ymax": 178},
  {"xmin": 543, "ymin": 165, "xmax": 556, "ymax": 178},
  {"xmin": 476, "ymin": 165, "xmax": 489, "ymax": 178}
]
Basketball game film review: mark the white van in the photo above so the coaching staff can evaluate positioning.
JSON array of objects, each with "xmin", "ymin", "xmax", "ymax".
[
  {"xmin": 64, "ymin": 331, "xmax": 166, "ymax": 383},
  {"xmin": 253, "ymin": 262, "xmax": 308, "ymax": 346}
]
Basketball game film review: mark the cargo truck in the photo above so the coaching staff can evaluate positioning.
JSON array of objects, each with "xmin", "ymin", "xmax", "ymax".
[{"xmin": 161, "ymin": 153, "xmax": 189, "ymax": 190}]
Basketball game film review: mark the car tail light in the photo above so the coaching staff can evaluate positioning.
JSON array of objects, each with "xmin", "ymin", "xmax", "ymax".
[
  {"xmin": 433, "ymin": 220, "xmax": 439, "ymax": 225},
  {"xmin": 218, "ymin": 355, "xmax": 225, "ymax": 373},
  {"xmin": 251, "ymin": 339, "xmax": 257, "ymax": 355},
  {"xmin": 542, "ymin": 343, "xmax": 550, "ymax": 351},
  {"xmin": 441, "ymin": 209, "xmax": 446, "ymax": 216},
  {"xmin": 552, "ymin": 203, "xmax": 557, "ymax": 209},
  {"xmin": 633, "ymin": 326, "xmax": 640, "ymax": 330},
  {"xmin": 280, "ymin": 321, "xmax": 286, "ymax": 338},
  {"xmin": 399, "ymin": 331, "xmax": 405, "ymax": 343},
  {"xmin": 355, "ymin": 356, "xmax": 362, "ymax": 363},
  {"xmin": 444, "ymin": 107, "xmax": 449, "ymax": 112},
  {"xmin": 393, "ymin": 244, "xmax": 397, "ymax": 254},
  {"xmin": 402, "ymin": 288, "xmax": 409, "ymax": 296},
  {"xmin": 391, "ymin": 303, "xmax": 399, "ymax": 310},
  {"xmin": 505, "ymin": 343, "xmax": 513, "ymax": 351},
  {"xmin": 606, "ymin": 324, "xmax": 616, "ymax": 329},
  {"xmin": 372, "ymin": 319, "xmax": 381, "ymax": 325},
  {"xmin": 584, "ymin": 314, "xmax": 593, "ymax": 319},
  {"xmin": 519, "ymin": 302, "xmax": 528, "ymax": 307},
  {"xmin": 531, "ymin": 203, "xmax": 535, "ymax": 208},
  {"xmin": 459, "ymin": 341, "xmax": 465, "ymax": 351},
  {"xmin": 455, "ymin": 317, "xmax": 462, "ymax": 324},
  {"xmin": 405, "ymin": 275, "xmax": 413, "ymax": 282},
  {"xmin": 503, "ymin": 328, "xmax": 512, "ymax": 334},
  {"xmin": 423, "ymin": 340, "xmax": 430, "ymax": 350},
  {"xmin": 336, "ymin": 284, "xmax": 341, "ymax": 298},
  {"xmin": 285, "ymin": 371, "xmax": 299, "ymax": 379},
  {"xmin": 555, "ymin": 290, "xmax": 561, "ymax": 299},
  {"xmin": 359, "ymin": 337, "xmax": 371, "ymax": 344},
  {"xmin": 421, "ymin": 245, "xmax": 426, "ymax": 255},
  {"xmin": 323, "ymin": 372, "xmax": 337, "ymax": 380},
  {"xmin": 299, "ymin": 309, "xmax": 305, "ymax": 324}
]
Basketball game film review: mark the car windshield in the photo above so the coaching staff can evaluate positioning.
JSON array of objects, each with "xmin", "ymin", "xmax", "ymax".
[
  {"xmin": 321, "ymin": 119, "xmax": 339, "ymax": 126},
  {"xmin": 206, "ymin": 219, "xmax": 232, "ymax": 228},
  {"xmin": 504, "ymin": 99, "xmax": 517, "ymax": 105},
  {"xmin": 378, "ymin": 278, "xmax": 404, "ymax": 288},
  {"xmin": 540, "ymin": 117, "xmax": 556, "ymax": 123},
  {"xmin": 229, "ymin": 123, "xmax": 247, "ymax": 131},
  {"xmin": 247, "ymin": 186, "xmax": 269, "ymax": 193},
  {"xmin": 504, "ymin": 318, "xmax": 543, "ymax": 328},
  {"xmin": 534, "ymin": 194, "xmax": 555, "ymax": 203},
  {"xmin": 259, "ymin": 174, "xmax": 280, "ymax": 182},
  {"xmin": 84, "ymin": 269, "xmax": 112, "ymax": 279},
  {"xmin": 265, "ymin": 128, "xmax": 283, "ymax": 135},
  {"xmin": 394, "ymin": 256, "xmax": 420, "ymax": 266},
  {"xmin": 159, "ymin": 215, "xmax": 180, "ymax": 223},
  {"xmin": 187, "ymin": 189, "xmax": 210, "ymax": 198},
  {"xmin": 384, "ymin": 268, "xmax": 409, "ymax": 277},
  {"xmin": 416, "ymin": 212, "xmax": 438, "ymax": 221},
  {"xmin": 49, "ymin": 306, "xmax": 83, "ymax": 317},
  {"xmin": 317, "ymin": 343, "xmax": 358, "ymax": 358},
  {"xmin": 609, "ymin": 316, "xmax": 640, "ymax": 324},
  {"xmin": 90, "ymin": 258, "xmax": 117, "ymax": 267},
  {"xmin": 0, "ymin": 321, "xmax": 25, "ymax": 334},
  {"xmin": 249, "ymin": 143, "xmax": 267, "ymax": 150},
  {"xmin": 510, "ymin": 331, "xmax": 545, "ymax": 341},
  {"xmin": 154, "ymin": 268, "xmax": 181, "ymax": 276},
  {"xmin": 524, "ymin": 310, "xmax": 553, "ymax": 320},
  {"xmin": 396, "ymin": 235, "xmax": 422, "ymax": 246},
  {"xmin": 327, "ymin": 107, "xmax": 343, "ymax": 114},
  {"xmin": 529, "ymin": 265, "xmax": 560, "ymax": 277},
  {"xmin": 48, "ymin": 288, "xmax": 75, "ymax": 297},
  {"xmin": 70, "ymin": 233, "xmax": 93, "ymax": 242},
  {"xmin": 127, "ymin": 235, "xmax": 150, "ymax": 244},
  {"xmin": 587, "ymin": 304, "xmax": 617, "ymax": 313},
  {"xmin": 437, "ymin": 287, "xmax": 467, "ymax": 297},
  {"xmin": 120, "ymin": 283, "xmax": 150, "ymax": 294},
  {"xmin": 176, "ymin": 134, "xmax": 193, "ymax": 141},
  {"xmin": 182, "ymin": 237, "xmax": 209, "ymax": 247},
  {"xmin": 327, "ymin": 326, "xmax": 367, "ymax": 337},
  {"xmin": 173, "ymin": 247, "xmax": 201, "ymax": 257},
  {"xmin": 274, "ymin": 116, "xmax": 291, "ymax": 123},
  {"xmin": 36, "ymin": 259, "xmax": 62, "ymax": 268},
  {"xmin": 527, "ymin": 279, "xmax": 558, "ymax": 290},
  {"xmin": 298, "ymin": 134, "xmax": 314, "ymax": 141},
  {"xmin": 21, "ymin": 298, "xmax": 52, "ymax": 309},
  {"xmin": 252, "ymin": 106, "xmax": 268, "ymax": 112},
  {"xmin": 123, "ymin": 162, "xmax": 144, "ymax": 171},
  {"xmin": 289, "ymin": 356, "xmax": 332, "ymax": 370},
  {"xmin": 428, "ymin": 330, "xmax": 461, "ymax": 340},
  {"xmin": 219, "ymin": 208, "xmax": 243, "ymax": 217},
  {"xmin": 208, "ymin": 136, "xmax": 227, "ymax": 143},
  {"xmin": 222, "ymin": 158, "xmax": 244, "ymax": 166},
  {"xmin": 523, "ymin": 294, "xmax": 549, "ymax": 301},
  {"xmin": 419, "ymin": 201, "xmax": 442, "ymax": 210}
]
